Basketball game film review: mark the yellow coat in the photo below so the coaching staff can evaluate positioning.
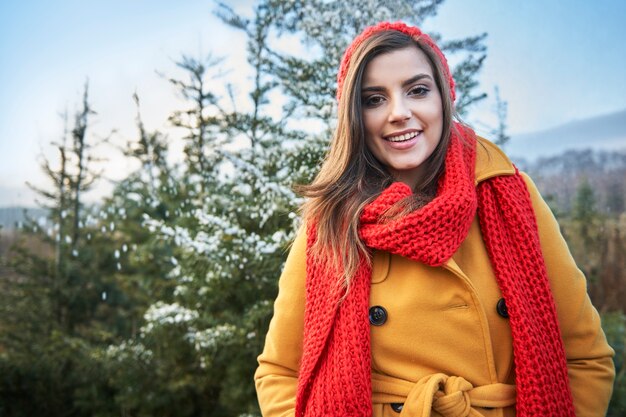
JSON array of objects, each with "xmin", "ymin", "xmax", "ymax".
[{"xmin": 254, "ymin": 138, "xmax": 615, "ymax": 417}]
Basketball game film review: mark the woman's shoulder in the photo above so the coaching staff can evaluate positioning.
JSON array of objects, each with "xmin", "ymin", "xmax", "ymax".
[
  {"xmin": 475, "ymin": 135, "xmax": 516, "ymax": 183},
  {"xmin": 473, "ymin": 135, "xmax": 551, "ymax": 226}
]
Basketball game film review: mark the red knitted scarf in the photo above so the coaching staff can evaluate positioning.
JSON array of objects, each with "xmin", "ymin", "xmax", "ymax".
[{"xmin": 296, "ymin": 127, "xmax": 575, "ymax": 416}]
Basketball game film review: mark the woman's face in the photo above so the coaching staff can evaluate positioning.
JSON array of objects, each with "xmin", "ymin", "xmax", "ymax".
[{"xmin": 361, "ymin": 46, "xmax": 443, "ymax": 188}]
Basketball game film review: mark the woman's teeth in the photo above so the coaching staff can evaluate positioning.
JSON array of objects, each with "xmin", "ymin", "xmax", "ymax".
[{"xmin": 386, "ymin": 131, "xmax": 419, "ymax": 142}]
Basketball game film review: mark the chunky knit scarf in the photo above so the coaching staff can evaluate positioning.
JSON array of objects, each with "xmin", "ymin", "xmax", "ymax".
[{"xmin": 295, "ymin": 126, "xmax": 575, "ymax": 416}]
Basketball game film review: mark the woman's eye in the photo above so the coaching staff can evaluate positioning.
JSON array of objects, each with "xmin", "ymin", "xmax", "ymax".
[
  {"xmin": 363, "ymin": 95, "xmax": 384, "ymax": 107},
  {"xmin": 409, "ymin": 86, "xmax": 430, "ymax": 96}
]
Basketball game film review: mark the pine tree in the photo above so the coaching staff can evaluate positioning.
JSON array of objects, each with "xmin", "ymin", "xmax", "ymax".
[
  {"xmin": 105, "ymin": 8, "xmax": 304, "ymax": 413},
  {"xmin": 0, "ymin": 83, "xmax": 125, "ymax": 416},
  {"xmin": 491, "ymin": 86, "xmax": 510, "ymax": 147},
  {"xmin": 572, "ymin": 177, "xmax": 598, "ymax": 244}
]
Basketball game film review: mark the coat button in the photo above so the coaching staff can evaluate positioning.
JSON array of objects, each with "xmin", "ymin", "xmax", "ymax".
[
  {"xmin": 369, "ymin": 306, "xmax": 387, "ymax": 326},
  {"xmin": 390, "ymin": 403, "xmax": 404, "ymax": 413},
  {"xmin": 496, "ymin": 298, "xmax": 509, "ymax": 318}
]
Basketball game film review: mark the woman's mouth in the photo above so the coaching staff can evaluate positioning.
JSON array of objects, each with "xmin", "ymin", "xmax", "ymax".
[{"xmin": 385, "ymin": 130, "xmax": 421, "ymax": 142}]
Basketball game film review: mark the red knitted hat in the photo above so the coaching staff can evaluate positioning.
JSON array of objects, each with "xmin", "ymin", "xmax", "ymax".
[{"xmin": 336, "ymin": 21, "xmax": 456, "ymax": 103}]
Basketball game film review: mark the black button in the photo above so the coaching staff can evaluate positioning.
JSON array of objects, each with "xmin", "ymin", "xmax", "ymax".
[
  {"xmin": 369, "ymin": 306, "xmax": 387, "ymax": 326},
  {"xmin": 390, "ymin": 403, "xmax": 404, "ymax": 412},
  {"xmin": 496, "ymin": 298, "xmax": 509, "ymax": 318}
]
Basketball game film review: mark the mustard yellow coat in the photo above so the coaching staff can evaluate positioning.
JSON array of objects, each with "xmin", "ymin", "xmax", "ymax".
[{"xmin": 255, "ymin": 138, "xmax": 615, "ymax": 417}]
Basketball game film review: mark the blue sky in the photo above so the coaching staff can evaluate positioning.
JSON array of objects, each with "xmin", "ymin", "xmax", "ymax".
[
  {"xmin": 1, "ymin": 0, "xmax": 625, "ymax": 206},
  {"xmin": 424, "ymin": 0, "xmax": 626, "ymax": 130}
]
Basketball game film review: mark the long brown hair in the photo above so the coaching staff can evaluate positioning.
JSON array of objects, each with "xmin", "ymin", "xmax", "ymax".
[{"xmin": 297, "ymin": 30, "xmax": 462, "ymax": 289}]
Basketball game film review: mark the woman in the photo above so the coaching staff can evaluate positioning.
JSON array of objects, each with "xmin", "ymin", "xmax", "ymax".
[{"xmin": 254, "ymin": 21, "xmax": 615, "ymax": 417}]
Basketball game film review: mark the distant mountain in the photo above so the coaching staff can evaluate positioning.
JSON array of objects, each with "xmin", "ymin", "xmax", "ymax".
[
  {"xmin": 0, "ymin": 207, "xmax": 48, "ymax": 230},
  {"xmin": 506, "ymin": 108, "xmax": 626, "ymax": 162}
]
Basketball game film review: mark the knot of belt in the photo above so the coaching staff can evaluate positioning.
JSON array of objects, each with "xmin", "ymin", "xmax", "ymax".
[{"xmin": 372, "ymin": 372, "xmax": 516, "ymax": 416}]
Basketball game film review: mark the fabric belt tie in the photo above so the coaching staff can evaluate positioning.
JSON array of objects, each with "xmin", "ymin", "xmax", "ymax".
[{"xmin": 372, "ymin": 372, "xmax": 516, "ymax": 417}]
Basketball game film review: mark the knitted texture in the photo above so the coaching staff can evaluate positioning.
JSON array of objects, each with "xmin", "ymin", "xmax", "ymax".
[
  {"xmin": 477, "ymin": 174, "xmax": 575, "ymax": 415},
  {"xmin": 336, "ymin": 21, "xmax": 456, "ymax": 102},
  {"xmin": 359, "ymin": 126, "xmax": 475, "ymax": 266},
  {"xmin": 295, "ymin": 125, "xmax": 576, "ymax": 416}
]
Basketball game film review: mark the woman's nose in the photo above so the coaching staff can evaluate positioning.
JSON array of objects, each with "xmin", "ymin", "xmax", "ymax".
[{"xmin": 388, "ymin": 97, "xmax": 411, "ymax": 123}]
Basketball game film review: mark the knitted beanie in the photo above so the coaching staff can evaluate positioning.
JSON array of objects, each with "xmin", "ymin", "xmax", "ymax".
[{"xmin": 336, "ymin": 21, "xmax": 456, "ymax": 102}]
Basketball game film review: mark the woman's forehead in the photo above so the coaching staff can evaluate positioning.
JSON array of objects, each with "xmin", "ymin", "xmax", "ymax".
[{"xmin": 362, "ymin": 46, "xmax": 434, "ymax": 87}]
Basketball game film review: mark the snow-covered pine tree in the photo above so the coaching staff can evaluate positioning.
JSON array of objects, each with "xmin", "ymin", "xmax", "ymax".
[{"xmin": 105, "ymin": 7, "xmax": 306, "ymax": 413}]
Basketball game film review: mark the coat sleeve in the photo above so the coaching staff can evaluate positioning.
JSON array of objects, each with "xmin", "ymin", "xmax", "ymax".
[
  {"xmin": 254, "ymin": 225, "xmax": 307, "ymax": 417},
  {"xmin": 521, "ymin": 172, "xmax": 615, "ymax": 416}
]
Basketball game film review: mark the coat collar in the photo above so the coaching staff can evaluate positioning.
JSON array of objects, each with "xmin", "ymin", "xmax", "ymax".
[{"xmin": 475, "ymin": 136, "xmax": 516, "ymax": 184}]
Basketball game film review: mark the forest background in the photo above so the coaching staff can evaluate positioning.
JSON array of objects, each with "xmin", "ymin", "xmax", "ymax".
[{"xmin": 0, "ymin": 0, "xmax": 625, "ymax": 416}]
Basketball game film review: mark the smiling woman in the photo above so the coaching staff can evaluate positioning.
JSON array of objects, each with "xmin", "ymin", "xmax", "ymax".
[{"xmin": 254, "ymin": 21, "xmax": 615, "ymax": 417}]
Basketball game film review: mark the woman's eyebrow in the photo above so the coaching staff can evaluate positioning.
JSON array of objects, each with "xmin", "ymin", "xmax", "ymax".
[
  {"xmin": 361, "ymin": 73, "xmax": 433, "ymax": 92},
  {"xmin": 402, "ymin": 73, "xmax": 433, "ymax": 87}
]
